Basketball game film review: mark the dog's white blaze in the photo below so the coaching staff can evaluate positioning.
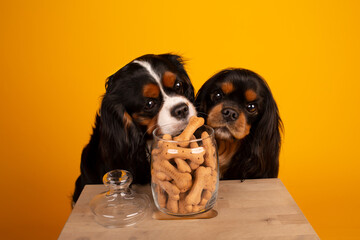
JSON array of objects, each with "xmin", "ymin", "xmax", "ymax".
[
  {"xmin": 157, "ymin": 95, "xmax": 197, "ymax": 134},
  {"xmin": 133, "ymin": 60, "xmax": 168, "ymax": 99},
  {"xmin": 133, "ymin": 59, "xmax": 196, "ymax": 135}
]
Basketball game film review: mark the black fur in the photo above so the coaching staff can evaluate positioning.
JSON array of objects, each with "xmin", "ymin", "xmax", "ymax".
[
  {"xmin": 195, "ymin": 69, "xmax": 283, "ymax": 179},
  {"xmin": 73, "ymin": 54, "xmax": 194, "ymax": 203}
]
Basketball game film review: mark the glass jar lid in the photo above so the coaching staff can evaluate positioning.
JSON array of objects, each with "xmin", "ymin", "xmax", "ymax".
[{"xmin": 89, "ymin": 170, "xmax": 150, "ymax": 228}]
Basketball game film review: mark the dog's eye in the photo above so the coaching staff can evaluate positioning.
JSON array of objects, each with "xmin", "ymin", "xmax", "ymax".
[
  {"xmin": 246, "ymin": 103, "xmax": 257, "ymax": 113},
  {"xmin": 211, "ymin": 90, "xmax": 224, "ymax": 103},
  {"xmin": 174, "ymin": 81, "xmax": 183, "ymax": 93},
  {"xmin": 145, "ymin": 99, "xmax": 156, "ymax": 110}
]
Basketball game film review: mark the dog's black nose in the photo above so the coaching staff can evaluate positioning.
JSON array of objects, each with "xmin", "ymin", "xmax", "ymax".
[
  {"xmin": 171, "ymin": 103, "xmax": 189, "ymax": 120},
  {"xmin": 222, "ymin": 108, "xmax": 239, "ymax": 121}
]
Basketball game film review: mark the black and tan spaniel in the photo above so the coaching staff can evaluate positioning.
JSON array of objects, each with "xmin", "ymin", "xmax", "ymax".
[
  {"xmin": 195, "ymin": 69, "xmax": 283, "ymax": 180},
  {"xmin": 73, "ymin": 54, "xmax": 196, "ymax": 203}
]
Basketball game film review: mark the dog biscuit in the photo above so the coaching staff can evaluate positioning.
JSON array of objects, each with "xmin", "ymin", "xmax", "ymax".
[
  {"xmin": 154, "ymin": 178, "xmax": 180, "ymax": 201},
  {"xmin": 156, "ymin": 185, "xmax": 167, "ymax": 208},
  {"xmin": 157, "ymin": 144, "xmax": 205, "ymax": 165},
  {"xmin": 174, "ymin": 158, "xmax": 191, "ymax": 173},
  {"xmin": 201, "ymin": 131, "xmax": 216, "ymax": 170},
  {"xmin": 199, "ymin": 189, "xmax": 212, "ymax": 207},
  {"xmin": 160, "ymin": 134, "xmax": 177, "ymax": 147},
  {"xmin": 187, "ymin": 160, "xmax": 200, "ymax": 170},
  {"xmin": 185, "ymin": 166, "xmax": 212, "ymax": 206},
  {"xmin": 178, "ymin": 193, "xmax": 188, "ymax": 214},
  {"xmin": 166, "ymin": 198, "xmax": 179, "ymax": 213},
  {"xmin": 152, "ymin": 169, "xmax": 172, "ymax": 181},
  {"xmin": 153, "ymin": 158, "xmax": 192, "ymax": 192},
  {"xmin": 174, "ymin": 116, "xmax": 204, "ymax": 147}
]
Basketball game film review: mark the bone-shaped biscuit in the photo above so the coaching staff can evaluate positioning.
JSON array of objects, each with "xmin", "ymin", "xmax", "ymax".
[
  {"xmin": 206, "ymin": 169, "xmax": 218, "ymax": 192},
  {"xmin": 155, "ymin": 134, "xmax": 203, "ymax": 167},
  {"xmin": 166, "ymin": 198, "xmax": 179, "ymax": 213},
  {"xmin": 185, "ymin": 190, "xmax": 212, "ymax": 213},
  {"xmin": 178, "ymin": 193, "xmax": 188, "ymax": 214},
  {"xmin": 156, "ymin": 144, "xmax": 205, "ymax": 165},
  {"xmin": 174, "ymin": 158, "xmax": 191, "ymax": 173},
  {"xmin": 199, "ymin": 189, "xmax": 212, "ymax": 207},
  {"xmin": 188, "ymin": 137, "xmax": 202, "ymax": 169},
  {"xmin": 154, "ymin": 178, "xmax": 180, "ymax": 201},
  {"xmin": 152, "ymin": 169, "xmax": 172, "ymax": 181},
  {"xmin": 155, "ymin": 185, "xmax": 167, "ymax": 208},
  {"xmin": 185, "ymin": 166, "xmax": 212, "ymax": 206},
  {"xmin": 187, "ymin": 160, "xmax": 200, "ymax": 170},
  {"xmin": 154, "ymin": 134, "xmax": 176, "ymax": 155},
  {"xmin": 201, "ymin": 131, "xmax": 216, "ymax": 170},
  {"xmin": 160, "ymin": 134, "xmax": 176, "ymax": 147},
  {"xmin": 152, "ymin": 158, "xmax": 192, "ymax": 192},
  {"xmin": 174, "ymin": 116, "xmax": 204, "ymax": 147}
]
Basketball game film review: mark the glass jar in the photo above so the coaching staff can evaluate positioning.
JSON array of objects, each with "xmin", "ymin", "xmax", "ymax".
[{"xmin": 151, "ymin": 125, "xmax": 219, "ymax": 216}]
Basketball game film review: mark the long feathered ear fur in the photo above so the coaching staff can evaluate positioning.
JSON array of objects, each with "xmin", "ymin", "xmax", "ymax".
[
  {"xmin": 99, "ymin": 94, "xmax": 151, "ymax": 184},
  {"xmin": 246, "ymin": 90, "xmax": 282, "ymax": 178},
  {"xmin": 194, "ymin": 79, "xmax": 212, "ymax": 119},
  {"xmin": 73, "ymin": 94, "xmax": 151, "ymax": 203}
]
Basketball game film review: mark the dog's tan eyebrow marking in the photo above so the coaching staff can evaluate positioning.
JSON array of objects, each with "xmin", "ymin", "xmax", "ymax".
[
  {"xmin": 143, "ymin": 83, "xmax": 160, "ymax": 98},
  {"xmin": 133, "ymin": 60, "xmax": 168, "ymax": 100},
  {"xmin": 221, "ymin": 82, "xmax": 235, "ymax": 94},
  {"xmin": 245, "ymin": 89, "xmax": 257, "ymax": 102},
  {"xmin": 162, "ymin": 71, "xmax": 176, "ymax": 88}
]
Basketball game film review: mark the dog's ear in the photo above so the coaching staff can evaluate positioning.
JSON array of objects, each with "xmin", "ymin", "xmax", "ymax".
[
  {"xmin": 105, "ymin": 74, "xmax": 113, "ymax": 93},
  {"xmin": 105, "ymin": 64, "xmax": 131, "ymax": 94},
  {"xmin": 99, "ymin": 95, "xmax": 150, "ymax": 184},
  {"xmin": 195, "ymin": 79, "xmax": 212, "ymax": 119},
  {"xmin": 249, "ymin": 91, "xmax": 283, "ymax": 178}
]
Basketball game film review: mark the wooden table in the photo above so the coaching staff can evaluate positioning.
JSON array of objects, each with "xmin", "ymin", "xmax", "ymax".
[{"xmin": 59, "ymin": 179, "xmax": 319, "ymax": 239}]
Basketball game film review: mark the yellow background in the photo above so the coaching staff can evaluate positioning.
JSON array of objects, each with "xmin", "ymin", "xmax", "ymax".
[{"xmin": 1, "ymin": 0, "xmax": 359, "ymax": 239}]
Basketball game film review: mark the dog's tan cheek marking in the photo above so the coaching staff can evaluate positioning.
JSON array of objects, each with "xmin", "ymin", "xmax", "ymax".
[
  {"xmin": 123, "ymin": 112, "xmax": 133, "ymax": 129},
  {"xmin": 241, "ymin": 112, "xmax": 251, "ymax": 137},
  {"xmin": 233, "ymin": 113, "xmax": 251, "ymax": 139},
  {"xmin": 132, "ymin": 114, "xmax": 158, "ymax": 134},
  {"xmin": 146, "ymin": 116, "xmax": 158, "ymax": 134},
  {"xmin": 162, "ymin": 71, "xmax": 176, "ymax": 88},
  {"xmin": 143, "ymin": 83, "xmax": 160, "ymax": 98},
  {"xmin": 245, "ymin": 123, "xmax": 251, "ymax": 136},
  {"xmin": 245, "ymin": 89, "xmax": 257, "ymax": 102},
  {"xmin": 207, "ymin": 103, "xmax": 224, "ymax": 127},
  {"xmin": 132, "ymin": 113, "xmax": 150, "ymax": 125},
  {"xmin": 221, "ymin": 82, "xmax": 234, "ymax": 94}
]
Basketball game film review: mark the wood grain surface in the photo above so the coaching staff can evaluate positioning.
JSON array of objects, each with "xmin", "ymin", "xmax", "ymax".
[{"xmin": 59, "ymin": 179, "xmax": 319, "ymax": 239}]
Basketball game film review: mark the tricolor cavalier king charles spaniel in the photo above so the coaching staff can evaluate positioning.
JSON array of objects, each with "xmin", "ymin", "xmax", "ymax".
[
  {"xmin": 195, "ymin": 69, "xmax": 283, "ymax": 180},
  {"xmin": 73, "ymin": 54, "xmax": 196, "ymax": 203}
]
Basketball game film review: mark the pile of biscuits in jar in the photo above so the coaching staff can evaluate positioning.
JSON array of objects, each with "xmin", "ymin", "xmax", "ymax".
[{"xmin": 151, "ymin": 116, "xmax": 217, "ymax": 214}]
